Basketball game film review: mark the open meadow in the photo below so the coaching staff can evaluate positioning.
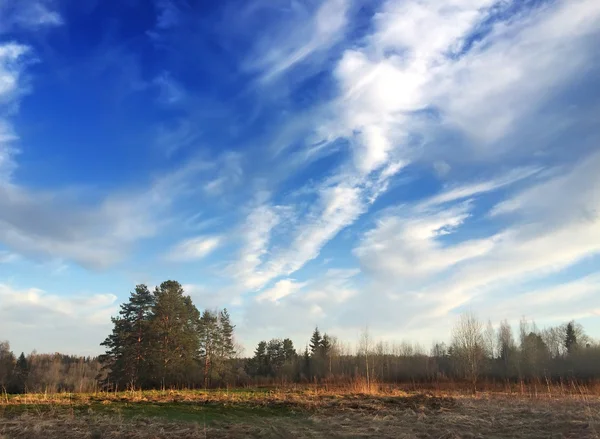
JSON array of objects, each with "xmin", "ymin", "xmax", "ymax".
[{"xmin": 1, "ymin": 386, "xmax": 599, "ymax": 439}]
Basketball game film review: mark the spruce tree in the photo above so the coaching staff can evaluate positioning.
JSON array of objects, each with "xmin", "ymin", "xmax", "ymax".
[
  {"xmin": 320, "ymin": 334, "xmax": 332, "ymax": 375},
  {"xmin": 320, "ymin": 334, "xmax": 331, "ymax": 357},
  {"xmin": 309, "ymin": 327, "xmax": 322, "ymax": 357},
  {"xmin": 14, "ymin": 353, "xmax": 29, "ymax": 393},
  {"xmin": 282, "ymin": 338, "xmax": 296, "ymax": 362},
  {"xmin": 247, "ymin": 341, "xmax": 267, "ymax": 376},
  {"xmin": 302, "ymin": 346, "xmax": 311, "ymax": 379}
]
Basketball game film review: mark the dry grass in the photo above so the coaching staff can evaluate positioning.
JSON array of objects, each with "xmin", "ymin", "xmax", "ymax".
[{"xmin": 1, "ymin": 387, "xmax": 599, "ymax": 438}]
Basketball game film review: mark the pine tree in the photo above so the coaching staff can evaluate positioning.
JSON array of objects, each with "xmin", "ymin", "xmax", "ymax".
[
  {"xmin": 218, "ymin": 309, "xmax": 236, "ymax": 360},
  {"xmin": 198, "ymin": 310, "xmax": 219, "ymax": 388},
  {"xmin": 565, "ymin": 321, "xmax": 578, "ymax": 355},
  {"xmin": 99, "ymin": 284, "xmax": 155, "ymax": 390},
  {"xmin": 309, "ymin": 327, "xmax": 322, "ymax": 357},
  {"xmin": 150, "ymin": 281, "xmax": 200, "ymax": 389}
]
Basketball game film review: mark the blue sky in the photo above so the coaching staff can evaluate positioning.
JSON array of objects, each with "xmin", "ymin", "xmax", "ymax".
[{"xmin": 1, "ymin": 0, "xmax": 599, "ymax": 356}]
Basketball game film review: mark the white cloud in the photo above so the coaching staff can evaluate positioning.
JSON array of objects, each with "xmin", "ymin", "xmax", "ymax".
[
  {"xmin": 0, "ymin": 283, "xmax": 117, "ymax": 355},
  {"xmin": 0, "ymin": 43, "xmax": 30, "ymax": 102},
  {"xmin": 167, "ymin": 235, "xmax": 221, "ymax": 261},
  {"xmin": 477, "ymin": 274, "xmax": 600, "ymax": 324},
  {"xmin": 355, "ymin": 202, "xmax": 498, "ymax": 281},
  {"xmin": 238, "ymin": 267, "xmax": 361, "ymax": 348},
  {"xmin": 354, "ymin": 164, "xmax": 544, "ymax": 282},
  {"xmin": 230, "ymin": 200, "xmax": 281, "ymax": 289},
  {"xmin": 432, "ymin": 0, "xmax": 600, "ymax": 145},
  {"xmin": 0, "ymin": 1, "xmax": 63, "ymax": 33},
  {"xmin": 421, "ymin": 166, "xmax": 542, "ymax": 209},
  {"xmin": 243, "ymin": 0, "xmax": 349, "ymax": 83},
  {"xmin": 355, "ymin": 151, "xmax": 600, "ymax": 326},
  {"xmin": 261, "ymin": 184, "xmax": 365, "ymax": 279},
  {"xmin": 317, "ymin": 0, "xmax": 600, "ymax": 176},
  {"xmin": 0, "ymin": 43, "xmax": 30, "ymax": 181},
  {"xmin": 234, "ymin": 0, "xmax": 600, "ymax": 314},
  {"xmin": 231, "ymin": 178, "xmax": 376, "ymax": 292},
  {"xmin": 0, "ymin": 158, "xmax": 211, "ymax": 268},
  {"xmin": 256, "ymin": 278, "xmax": 306, "ymax": 303}
]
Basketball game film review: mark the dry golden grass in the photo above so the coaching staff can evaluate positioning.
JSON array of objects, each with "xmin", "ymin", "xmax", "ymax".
[{"xmin": 1, "ymin": 387, "xmax": 599, "ymax": 438}]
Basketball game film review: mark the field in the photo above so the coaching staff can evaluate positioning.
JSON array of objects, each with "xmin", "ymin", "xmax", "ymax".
[{"xmin": 1, "ymin": 387, "xmax": 599, "ymax": 438}]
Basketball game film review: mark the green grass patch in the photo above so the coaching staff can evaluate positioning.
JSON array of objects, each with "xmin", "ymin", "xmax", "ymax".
[{"xmin": 1, "ymin": 399, "xmax": 300, "ymax": 426}]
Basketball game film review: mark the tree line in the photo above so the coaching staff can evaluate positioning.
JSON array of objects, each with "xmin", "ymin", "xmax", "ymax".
[
  {"xmin": 0, "ymin": 343, "xmax": 100, "ymax": 394},
  {"xmin": 1, "ymin": 281, "xmax": 599, "ymax": 393}
]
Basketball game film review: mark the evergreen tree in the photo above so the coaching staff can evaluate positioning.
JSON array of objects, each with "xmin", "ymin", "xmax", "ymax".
[
  {"xmin": 320, "ymin": 334, "xmax": 332, "ymax": 375},
  {"xmin": 565, "ymin": 321, "xmax": 578, "ymax": 355},
  {"xmin": 282, "ymin": 338, "xmax": 296, "ymax": 362},
  {"xmin": 212, "ymin": 309, "xmax": 237, "ymax": 385},
  {"xmin": 302, "ymin": 346, "xmax": 311, "ymax": 379},
  {"xmin": 309, "ymin": 327, "xmax": 322, "ymax": 357},
  {"xmin": 198, "ymin": 310, "xmax": 219, "ymax": 388},
  {"xmin": 99, "ymin": 284, "xmax": 155, "ymax": 389},
  {"xmin": 247, "ymin": 341, "xmax": 268, "ymax": 376},
  {"xmin": 266, "ymin": 339, "xmax": 286, "ymax": 375},
  {"xmin": 218, "ymin": 309, "xmax": 236, "ymax": 360},
  {"xmin": 150, "ymin": 281, "xmax": 200, "ymax": 389},
  {"xmin": 14, "ymin": 353, "xmax": 29, "ymax": 393}
]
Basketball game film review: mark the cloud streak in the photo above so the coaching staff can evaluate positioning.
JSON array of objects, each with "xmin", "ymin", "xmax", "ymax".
[{"xmin": 167, "ymin": 235, "xmax": 221, "ymax": 261}]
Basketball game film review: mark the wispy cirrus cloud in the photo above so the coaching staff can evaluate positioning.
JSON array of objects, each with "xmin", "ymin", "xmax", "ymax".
[
  {"xmin": 255, "ymin": 278, "xmax": 307, "ymax": 303},
  {"xmin": 0, "ymin": 43, "xmax": 31, "ymax": 181},
  {"xmin": 356, "ymin": 151, "xmax": 600, "ymax": 325},
  {"xmin": 0, "ymin": 1, "xmax": 63, "ymax": 33},
  {"xmin": 166, "ymin": 235, "xmax": 221, "ymax": 261},
  {"xmin": 2, "ymin": 0, "xmax": 600, "ymax": 355},
  {"xmin": 225, "ymin": 0, "xmax": 600, "ymax": 346},
  {"xmin": 242, "ymin": 0, "xmax": 350, "ymax": 83}
]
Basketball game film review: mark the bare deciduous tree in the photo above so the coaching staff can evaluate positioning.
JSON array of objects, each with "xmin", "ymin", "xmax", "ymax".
[{"xmin": 451, "ymin": 313, "xmax": 485, "ymax": 392}]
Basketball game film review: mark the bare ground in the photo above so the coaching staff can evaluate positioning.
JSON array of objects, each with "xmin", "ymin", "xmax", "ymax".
[{"xmin": 1, "ymin": 391, "xmax": 599, "ymax": 438}]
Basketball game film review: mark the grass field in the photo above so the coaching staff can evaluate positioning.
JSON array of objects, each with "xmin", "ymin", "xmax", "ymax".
[{"xmin": 1, "ymin": 387, "xmax": 599, "ymax": 438}]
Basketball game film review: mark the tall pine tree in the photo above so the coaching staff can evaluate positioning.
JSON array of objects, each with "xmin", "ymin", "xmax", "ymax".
[
  {"xmin": 149, "ymin": 281, "xmax": 200, "ymax": 389},
  {"xmin": 99, "ymin": 284, "xmax": 155, "ymax": 390},
  {"xmin": 198, "ymin": 310, "xmax": 219, "ymax": 388},
  {"xmin": 218, "ymin": 309, "xmax": 236, "ymax": 360}
]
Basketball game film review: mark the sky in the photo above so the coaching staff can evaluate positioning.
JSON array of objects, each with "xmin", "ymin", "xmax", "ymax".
[{"xmin": 0, "ymin": 0, "xmax": 599, "ymax": 356}]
